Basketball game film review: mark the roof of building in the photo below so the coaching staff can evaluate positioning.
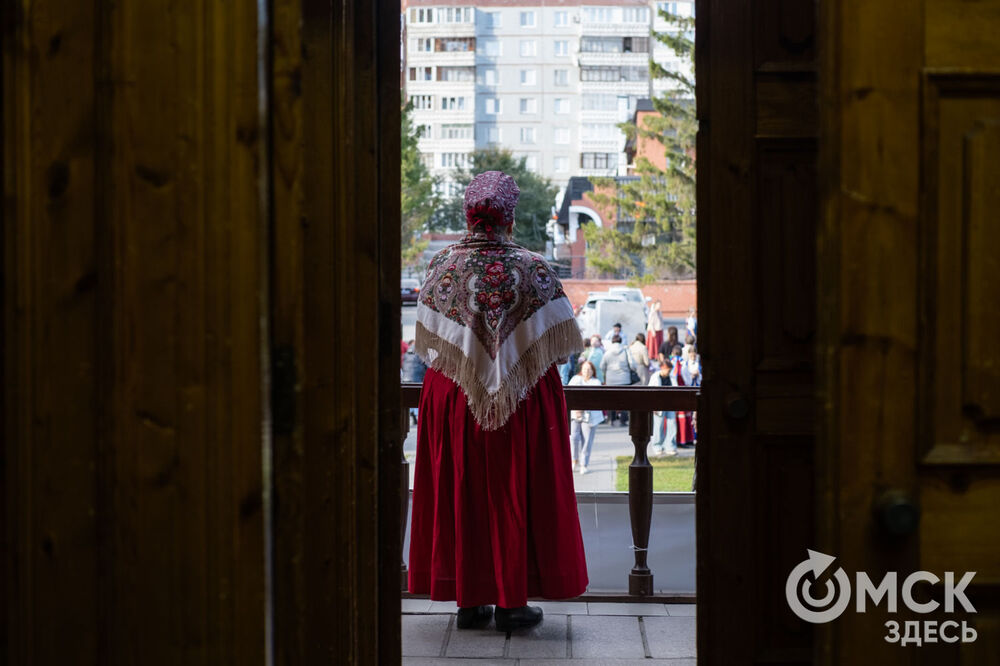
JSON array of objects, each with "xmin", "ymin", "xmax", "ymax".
[
  {"xmin": 556, "ymin": 176, "xmax": 595, "ymax": 226},
  {"xmin": 636, "ymin": 98, "xmax": 655, "ymax": 112}
]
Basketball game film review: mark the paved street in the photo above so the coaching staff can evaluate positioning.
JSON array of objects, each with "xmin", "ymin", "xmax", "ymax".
[{"xmin": 403, "ymin": 304, "xmax": 418, "ymax": 343}]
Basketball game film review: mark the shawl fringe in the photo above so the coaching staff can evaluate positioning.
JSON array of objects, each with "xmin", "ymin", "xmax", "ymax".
[{"xmin": 415, "ymin": 317, "xmax": 583, "ymax": 431}]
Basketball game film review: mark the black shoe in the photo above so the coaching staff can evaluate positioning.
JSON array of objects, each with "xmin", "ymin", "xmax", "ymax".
[
  {"xmin": 456, "ymin": 605, "xmax": 493, "ymax": 629},
  {"xmin": 494, "ymin": 605, "xmax": 543, "ymax": 632}
]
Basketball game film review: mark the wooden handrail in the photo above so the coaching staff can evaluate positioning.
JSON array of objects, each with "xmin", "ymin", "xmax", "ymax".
[
  {"xmin": 401, "ymin": 382, "xmax": 699, "ymax": 410},
  {"xmin": 399, "ymin": 382, "xmax": 700, "ymax": 598}
]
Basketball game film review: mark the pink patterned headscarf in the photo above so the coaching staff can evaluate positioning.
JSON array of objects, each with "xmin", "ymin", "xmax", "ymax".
[
  {"xmin": 464, "ymin": 170, "xmax": 520, "ymax": 231},
  {"xmin": 415, "ymin": 170, "xmax": 582, "ymax": 430}
]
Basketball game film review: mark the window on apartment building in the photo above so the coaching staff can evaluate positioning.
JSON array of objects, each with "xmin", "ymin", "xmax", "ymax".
[
  {"xmin": 519, "ymin": 40, "xmax": 537, "ymax": 57},
  {"xmin": 622, "ymin": 37, "xmax": 650, "ymax": 53},
  {"xmin": 481, "ymin": 11, "xmax": 501, "ymax": 28},
  {"xmin": 441, "ymin": 124, "xmax": 473, "ymax": 140},
  {"xmin": 582, "ymin": 123, "xmax": 621, "ymax": 140},
  {"xmin": 582, "ymin": 7, "xmax": 614, "ymax": 23},
  {"xmin": 441, "ymin": 96, "xmax": 466, "ymax": 111},
  {"xmin": 581, "ymin": 93, "xmax": 617, "ymax": 110},
  {"xmin": 581, "ymin": 66, "xmax": 620, "ymax": 82},
  {"xmin": 435, "ymin": 37, "xmax": 475, "ymax": 52},
  {"xmin": 581, "ymin": 152, "xmax": 618, "ymax": 169},
  {"xmin": 621, "ymin": 66, "xmax": 648, "ymax": 81},
  {"xmin": 416, "ymin": 123, "xmax": 433, "ymax": 139},
  {"xmin": 411, "ymin": 95, "xmax": 434, "ymax": 110},
  {"xmin": 484, "ymin": 98, "xmax": 501, "ymax": 115},
  {"xmin": 438, "ymin": 66, "xmax": 475, "ymax": 82},
  {"xmin": 519, "ymin": 97, "xmax": 537, "ymax": 114},
  {"xmin": 554, "ymin": 127, "xmax": 571, "ymax": 144},
  {"xmin": 554, "ymin": 156, "xmax": 569, "ymax": 172},
  {"xmin": 657, "ymin": 2, "xmax": 680, "ymax": 17},
  {"xmin": 581, "ymin": 37, "xmax": 616, "ymax": 53},
  {"xmin": 437, "ymin": 7, "xmax": 472, "ymax": 24},
  {"xmin": 440, "ymin": 152, "xmax": 471, "ymax": 168},
  {"xmin": 622, "ymin": 7, "xmax": 650, "ymax": 22},
  {"xmin": 554, "ymin": 69, "xmax": 569, "ymax": 86},
  {"xmin": 419, "ymin": 153, "xmax": 434, "ymax": 168},
  {"xmin": 520, "ymin": 127, "xmax": 536, "ymax": 144},
  {"xmin": 553, "ymin": 98, "xmax": 569, "ymax": 114},
  {"xmin": 524, "ymin": 155, "xmax": 538, "ymax": 171},
  {"xmin": 409, "ymin": 8, "xmax": 434, "ymax": 23},
  {"xmin": 483, "ymin": 126, "xmax": 502, "ymax": 143},
  {"xmin": 408, "ymin": 66, "xmax": 433, "ymax": 81},
  {"xmin": 413, "ymin": 37, "xmax": 432, "ymax": 53},
  {"xmin": 519, "ymin": 69, "xmax": 537, "ymax": 85},
  {"xmin": 520, "ymin": 11, "xmax": 536, "ymax": 27},
  {"xmin": 479, "ymin": 68, "xmax": 498, "ymax": 85},
  {"xmin": 478, "ymin": 39, "xmax": 501, "ymax": 57},
  {"xmin": 581, "ymin": 36, "xmax": 650, "ymax": 54},
  {"xmin": 554, "ymin": 10, "xmax": 568, "ymax": 27},
  {"xmin": 553, "ymin": 40, "xmax": 569, "ymax": 57}
]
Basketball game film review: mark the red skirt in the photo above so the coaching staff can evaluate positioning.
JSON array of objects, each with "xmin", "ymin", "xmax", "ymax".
[
  {"xmin": 647, "ymin": 329, "xmax": 663, "ymax": 361},
  {"xmin": 408, "ymin": 365, "xmax": 589, "ymax": 608}
]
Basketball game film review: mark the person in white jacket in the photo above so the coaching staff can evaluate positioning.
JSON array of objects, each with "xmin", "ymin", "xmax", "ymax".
[
  {"xmin": 647, "ymin": 363, "xmax": 677, "ymax": 456},
  {"xmin": 567, "ymin": 361, "xmax": 605, "ymax": 474}
]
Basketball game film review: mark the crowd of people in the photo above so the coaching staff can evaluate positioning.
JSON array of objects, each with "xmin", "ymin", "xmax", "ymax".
[
  {"xmin": 558, "ymin": 305, "xmax": 700, "ymax": 473},
  {"xmin": 403, "ymin": 306, "xmax": 700, "ymax": 475}
]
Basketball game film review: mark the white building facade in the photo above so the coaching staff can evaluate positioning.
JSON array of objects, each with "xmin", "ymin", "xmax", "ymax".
[
  {"xmin": 402, "ymin": 1, "xmax": 657, "ymax": 191},
  {"xmin": 651, "ymin": 0, "xmax": 695, "ymax": 99}
]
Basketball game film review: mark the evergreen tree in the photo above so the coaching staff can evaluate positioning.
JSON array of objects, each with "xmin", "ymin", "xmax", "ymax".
[
  {"xmin": 400, "ymin": 101, "xmax": 439, "ymax": 274},
  {"xmin": 432, "ymin": 148, "xmax": 558, "ymax": 253},
  {"xmin": 583, "ymin": 8, "xmax": 696, "ymax": 281}
]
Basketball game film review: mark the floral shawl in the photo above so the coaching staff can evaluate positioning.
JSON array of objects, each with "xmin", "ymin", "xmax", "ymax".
[{"xmin": 415, "ymin": 232, "xmax": 583, "ymax": 430}]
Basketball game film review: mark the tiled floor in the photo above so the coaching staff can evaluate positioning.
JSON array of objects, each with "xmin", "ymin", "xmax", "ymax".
[{"xmin": 402, "ymin": 601, "xmax": 696, "ymax": 664}]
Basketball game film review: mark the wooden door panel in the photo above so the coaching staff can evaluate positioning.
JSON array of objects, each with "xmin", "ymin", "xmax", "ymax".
[
  {"xmin": 820, "ymin": 0, "xmax": 1000, "ymax": 662},
  {"xmin": 698, "ymin": 0, "xmax": 819, "ymax": 662},
  {"xmin": 921, "ymin": 73, "xmax": 1000, "ymax": 465}
]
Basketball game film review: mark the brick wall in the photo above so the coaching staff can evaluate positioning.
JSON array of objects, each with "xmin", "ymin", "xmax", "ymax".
[{"xmin": 561, "ymin": 279, "xmax": 696, "ymax": 318}]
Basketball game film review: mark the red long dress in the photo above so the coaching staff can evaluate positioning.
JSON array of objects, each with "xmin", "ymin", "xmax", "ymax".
[{"xmin": 408, "ymin": 364, "xmax": 589, "ymax": 608}]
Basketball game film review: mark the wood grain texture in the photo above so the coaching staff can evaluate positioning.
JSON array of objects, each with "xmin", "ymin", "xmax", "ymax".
[
  {"xmin": 4, "ymin": 1, "xmax": 268, "ymax": 663},
  {"xmin": 4, "ymin": 2, "xmax": 101, "ymax": 662},
  {"xmin": 819, "ymin": 0, "xmax": 1000, "ymax": 663},
  {"xmin": 697, "ymin": 0, "xmax": 818, "ymax": 662},
  {"xmin": 920, "ymin": 73, "xmax": 1000, "ymax": 465},
  {"xmin": 272, "ymin": 0, "xmax": 402, "ymax": 662}
]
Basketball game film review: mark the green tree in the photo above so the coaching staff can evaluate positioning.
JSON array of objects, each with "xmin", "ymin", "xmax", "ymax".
[
  {"xmin": 583, "ymin": 8, "xmax": 696, "ymax": 281},
  {"xmin": 401, "ymin": 101, "xmax": 439, "ymax": 274},
  {"xmin": 431, "ymin": 148, "xmax": 558, "ymax": 253}
]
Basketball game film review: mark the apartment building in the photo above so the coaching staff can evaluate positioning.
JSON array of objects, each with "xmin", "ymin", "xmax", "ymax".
[
  {"xmin": 651, "ymin": 0, "xmax": 695, "ymax": 99},
  {"xmin": 401, "ymin": 1, "xmax": 654, "ymax": 191}
]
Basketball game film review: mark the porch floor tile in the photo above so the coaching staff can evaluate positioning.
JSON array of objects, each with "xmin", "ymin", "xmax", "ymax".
[{"xmin": 402, "ymin": 602, "xmax": 696, "ymax": 663}]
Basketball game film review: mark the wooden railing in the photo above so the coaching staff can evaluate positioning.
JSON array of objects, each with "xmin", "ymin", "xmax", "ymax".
[{"xmin": 400, "ymin": 383, "xmax": 699, "ymax": 597}]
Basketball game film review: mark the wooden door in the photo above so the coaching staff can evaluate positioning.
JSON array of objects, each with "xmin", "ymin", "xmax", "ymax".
[
  {"xmin": 4, "ymin": 1, "xmax": 267, "ymax": 663},
  {"xmin": 267, "ymin": 0, "xmax": 403, "ymax": 663},
  {"xmin": 818, "ymin": 0, "xmax": 1000, "ymax": 663},
  {"xmin": 696, "ymin": 0, "xmax": 820, "ymax": 662}
]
